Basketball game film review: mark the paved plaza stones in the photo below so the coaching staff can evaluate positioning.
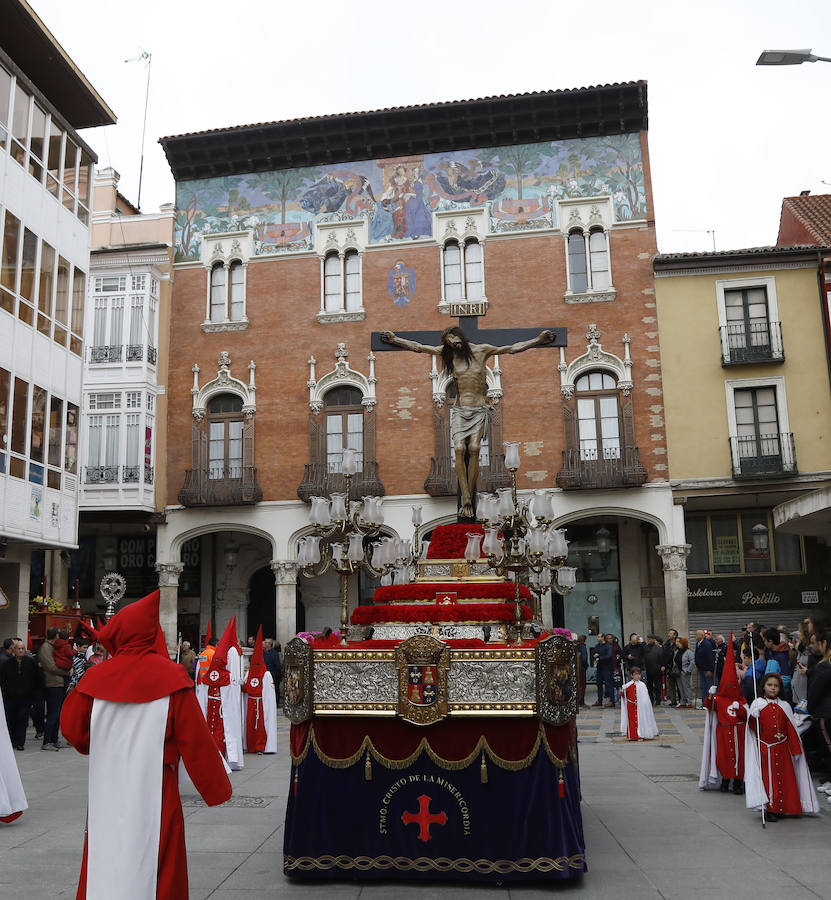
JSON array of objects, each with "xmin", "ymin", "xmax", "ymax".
[{"xmin": 1, "ymin": 708, "xmax": 829, "ymax": 899}]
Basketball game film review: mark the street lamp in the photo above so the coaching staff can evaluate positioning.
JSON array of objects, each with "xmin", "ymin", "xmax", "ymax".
[{"xmin": 756, "ymin": 49, "xmax": 831, "ymax": 66}]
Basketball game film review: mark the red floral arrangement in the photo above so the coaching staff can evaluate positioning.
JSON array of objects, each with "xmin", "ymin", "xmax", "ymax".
[
  {"xmin": 426, "ymin": 524, "xmax": 485, "ymax": 559},
  {"xmin": 351, "ymin": 602, "xmax": 532, "ymax": 625},
  {"xmin": 373, "ymin": 582, "xmax": 531, "ymax": 604}
]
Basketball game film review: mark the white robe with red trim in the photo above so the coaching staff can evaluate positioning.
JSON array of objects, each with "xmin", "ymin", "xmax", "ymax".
[
  {"xmin": 241, "ymin": 669, "xmax": 278, "ymax": 754},
  {"xmin": 195, "ymin": 680, "xmax": 244, "ymax": 770},
  {"xmin": 620, "ymin": 679, "xmax": 658, "ymax": 739},
  {"xmin": 0, "ymin": 689, "xmax": 27, "ymax": 821}
]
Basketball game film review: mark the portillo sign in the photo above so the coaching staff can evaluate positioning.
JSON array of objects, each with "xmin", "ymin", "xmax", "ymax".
[{"xmin": 687, "ymin": 575, "xmax": 824, "ymax": 613}]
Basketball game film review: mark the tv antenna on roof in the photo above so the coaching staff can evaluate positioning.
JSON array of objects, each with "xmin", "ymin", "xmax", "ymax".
[{"xmin": 124, "ymin": 49, "xmax": 152, "ymax": 211}]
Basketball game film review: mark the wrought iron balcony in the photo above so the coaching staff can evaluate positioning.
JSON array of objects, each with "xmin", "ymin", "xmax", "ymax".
[
  {"xmin": 179, "ymin": 465, "xmax": 263, "ymax": 506},
  {"xmin": 126, "ymin": 344, "xmax": 144, "ymax": 361},
  {"xmin": 424, "ymin": 454, "xmax": 510, "ymax": 497},
  {"xmin": 720, "ymin": 321, "xmax": 784, "ymax": 365},
  {"xmin": 148, "ymin": 346, "xmax": 157, "ymax": 365},
  {"xmin": 297, "ymin": 460, "xmax": 384, "ymax": 502},
  {"xmin": 122, "ymin": 465, "xmax": 140, "ymax": 483},
  {"xmin": 85, "ymin": 465, "xmax": 119, "ymax": 484},
  {"xmin": 556, "ymin": 446, "xmax": 648, "ymax": 490},
  {"xmin": 144, "ymin": 465, "xmax": 154, "ymax": 484},
  {"xmin": 730, "ymin": 433, "xmax": 796, "ymax": 479},
  {"xmin": 89, "ymin": 345, "xmax": 123, "ymax": 363}
]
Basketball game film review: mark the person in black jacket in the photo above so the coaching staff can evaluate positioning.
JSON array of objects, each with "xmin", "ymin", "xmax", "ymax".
[
  {"xmin": 0, "ymin": 640, "xmax": 40, "ymax": 750},
  {"xmin": 662, "ymin": 628, "xmax": 679, "ymax": 705},
  {"xmin": 694, "ymin": 629, "xmax": 716, "ymax": 705},
  {"xmin": 622, "ymin": 633, "xmax": 645, "ymax": 678},
  {"xmin": 643, "ymin": 636, "xmax": 664, "ymax": 706},
  {"xmin": 805, "ymin": 627, "xmax": 831, "ymax": 785},
  {"xmin": 591, "ymin": 634, "xmax": 615, "ymax": 708},
  {"xmin": 263, "ymin": 638, "xmax": 282, "ymax": 706}
]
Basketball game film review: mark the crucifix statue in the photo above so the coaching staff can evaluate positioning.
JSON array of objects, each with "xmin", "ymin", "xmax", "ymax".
[{"xmin": 372, "ymin": 313, "xmax": 566, "ymax": 520}]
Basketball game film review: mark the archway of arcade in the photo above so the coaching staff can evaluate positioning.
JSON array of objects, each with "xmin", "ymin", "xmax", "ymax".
[
  {"xmin": 556, "ymin": 515, "xmax": 665, "ymax": 680},
  {"xmin": 173, "ymin": 529, "xmax": 273, "ymax": 649}
]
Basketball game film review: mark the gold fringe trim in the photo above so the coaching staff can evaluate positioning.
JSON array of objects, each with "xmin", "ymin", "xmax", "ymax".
[
  {"xmin": 291, "ymin": 722, "xmax": 576, "ymax": 774},
  {"xmin": 284, "ymin": 852, "xmax": 586, "ymax": 874}
]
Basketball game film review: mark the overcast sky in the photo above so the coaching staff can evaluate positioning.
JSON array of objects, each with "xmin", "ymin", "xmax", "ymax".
[{"xmin": 33, "ymin": 0, "xmax": 831, "ymax": 253}]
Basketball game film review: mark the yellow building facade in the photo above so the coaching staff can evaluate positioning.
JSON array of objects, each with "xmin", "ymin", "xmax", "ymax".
[{"xmin": 655, "ymin": 246, "xmax": 831, "ymax": 635}]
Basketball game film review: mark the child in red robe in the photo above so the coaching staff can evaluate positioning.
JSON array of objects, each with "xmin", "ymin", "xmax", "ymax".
[
  {"xmin": 620, "ymin": 667, "xmax": 658, "ymax": 740},
  {"xmin": 700, "ymin": 631, "xmax": 748, "ymax": 794},
  {"xmin": 744, "ymin": 672, "xmax": 819, "ymax": 820}
]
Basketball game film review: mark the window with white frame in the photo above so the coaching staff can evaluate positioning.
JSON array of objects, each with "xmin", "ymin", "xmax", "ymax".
[
  {"xmin": 716, "ymin": 277, "xmax": 783, "ymax": 365},
  {"xmin": 207, "ymin": 259, "xmax": 246, "ymax": 324},
  {"xmin": 88, "ymin": 392, "xmax": 121, "ymax": 410},
  {"xmin": 324, "ymin": 386, "xmax": 364, "ymax": 473},
  {"xmin": 91, "ymin": 295, "xmax": 124, "ymax": 362},
  {"xmin": 323, "ymin": 249, "xmax": 362, "ymax": 313},
  {"xmin": 126, "ymin": 391, "xmax": 141, "ymax": 409},
  {"xmin": 725, "ymin": 376, "xmax": 795, "ymax": 477},
  {"xmin": 442, "ymin": 239, "xmax": 483, "ymax": 302},
  {"xmin": 567, "ymin": 227, "xmax": 610, "ymax": 293},
  {"xmin": 86, "ymin": 413, "xmax": 120, "ymax": 482},
  {"xmin": 575, "ymin": 372, "xmax": 620, "ymax": 460}
]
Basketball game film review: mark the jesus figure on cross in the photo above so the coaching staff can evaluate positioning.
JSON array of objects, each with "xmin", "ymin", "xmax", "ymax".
[{"xmin": 381, "ymin": 326, "xmax": 555, "ymax": 518}]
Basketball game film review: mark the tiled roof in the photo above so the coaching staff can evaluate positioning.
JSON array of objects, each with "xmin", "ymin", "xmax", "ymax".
[
  {"xmin": 655, "ymin": 245, "xmax": 826, "ymax": 262},
  {"xmin": 780, "ymin": 194, "xmax": 831, "ymax": 244}
]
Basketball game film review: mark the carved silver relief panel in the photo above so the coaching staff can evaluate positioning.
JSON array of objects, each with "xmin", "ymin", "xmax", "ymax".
[
  {"xmin": 313, "ymin": 660, "xmax": 397, "ymax": 705},
  {"xmin": 449, "ymin": 659, "xmax": 536, "ymax": 705}
]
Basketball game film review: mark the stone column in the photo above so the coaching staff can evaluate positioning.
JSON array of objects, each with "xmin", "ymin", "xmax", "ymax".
[
  {"xmin": 155, "ymin": 562, "xmax": 184, "ymax": 653},
  {"xmin": 656, "ymin": 544, "xmax": 691, "ymax": 638},
  {"xmin": 270, "ymin": 561, "xmax": 298, "ymax": 649},
  {"xmin": 49, "ymin": 551, "xmax": 69, "ymax": 606}
]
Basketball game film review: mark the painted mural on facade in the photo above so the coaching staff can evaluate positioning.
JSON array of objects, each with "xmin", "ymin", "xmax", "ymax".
[{"xmin": 173, "ymin": 133, "xmax": 646, "ymax": 262}]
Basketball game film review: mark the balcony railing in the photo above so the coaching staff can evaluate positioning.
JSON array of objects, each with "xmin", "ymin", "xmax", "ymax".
[
  {"xmin": 85, "ymin": 465, "xmax": 119, "ymax": 484},
  {"xmin": 89, "ymin": 345, "xmax": 123, "ymax": 363},
  {"xmin": 144, "ymin": 465, "xmax": 154, "ymax": 484},
  {"xmin": 126, "ymin": 344, "xmax": 143, "ymax": 361},
  {"xmin": 122, "ymin": 465, "xmax": 140, "ymax": 483},
  {"xmin": 297, "ymin": 460, "xmax": 384, "ymax": 502},
  {"xmin": 730, "ymin": 433, "xmax": 796, "ymax": 479},
  {"xmin": 720, "ymin": 321, "xmax": 784, "ymax": 365},
  {"xmin": 556, "ymin": 446, "xmax": 648, "ymax": 490},
  {"xmin": 148, "ymin": 346, "xmax": 157, "ymax": 365},
  {"xmin": 424, "ymin": 453, "xmax": 511, "ymax": 497},
  {"xmin": 179, "ymin": 465, "xmax": 263, "ymax": 506}
]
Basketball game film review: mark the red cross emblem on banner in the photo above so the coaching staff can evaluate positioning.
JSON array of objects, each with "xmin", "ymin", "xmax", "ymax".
[{"xmin": 401, "ymin": 794, "xmax": 448, "ymax": 842}]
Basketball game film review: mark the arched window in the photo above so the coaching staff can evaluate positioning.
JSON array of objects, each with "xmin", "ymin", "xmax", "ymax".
[
  {"xmin": 567, "ymin": 232, "xmax": 588, "ymax": 293},
  {"xmin": 344, "ymin": 250, "xmax": 361, "ymax": 311},
  {"xmin": 442, "ymin": 239, "xmax": 484, "ymax": 303},
  {"xmin": 567, "ymin": 228, "xmax": 611, "ymax": 293},
  {"xmin": 575, "ymin": 372, "xmax": 620, "ymax": 460},
  {"xmin": 229, "ymin": 260, "xmax": 245, "ymax": 321},
  {"xmin": 442, "ymin": 241, "xmax": 462, "ymax": 301},
  {"xmin": 207, "ymin": 393, "xmax": 244, "ymax": 479},
  {"xmin": 324, "ymin": 386, "xmax": 364, "ymax": 473},
  {"xmin": 210, "ymin": 263, "xmax": 226, "ymax": 322},
  {"xmin": 323, "ymin": 253, "xmax": 341, "ymax": 312},
  {"xmin": 464, "ymin": 240, "xmax": 483, "ymax": 300}
]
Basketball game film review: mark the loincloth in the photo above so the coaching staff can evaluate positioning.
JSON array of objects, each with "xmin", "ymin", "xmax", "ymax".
[{"xmin": 450, "ymin": 405, "xmax": 491, "ymax": 445}]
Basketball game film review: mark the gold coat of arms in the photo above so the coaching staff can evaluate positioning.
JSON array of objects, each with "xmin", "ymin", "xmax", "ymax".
[{"xmin": 394, "ymin": 635, "xmax": 450, "ymax": 726}]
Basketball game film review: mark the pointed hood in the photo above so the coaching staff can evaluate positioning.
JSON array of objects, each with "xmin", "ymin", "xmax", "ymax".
[
  {"xmin": 716, "ymin": 632, "xmax": 744, "ymax": 704},
  {"xmin": 244, "ymin": 627, "xmax": 266, "ymax": 695},
  {"xmin": 209, "ymin": 617, "xmax": 236, "ymax": 674},
  {"xmin": 76, "ymin": 591, "xmax": 191, "ymax": 702},
  {"xmin": 79, "ymin": 618, "xmax": 100, "ymax": 645},
  {"xmin": 230, "ymin": 616, "xmax": 242, "ymax": 654}
]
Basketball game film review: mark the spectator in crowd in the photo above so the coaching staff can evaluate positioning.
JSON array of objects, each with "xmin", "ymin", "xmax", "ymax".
[
  {"xmin": 607, "ymin": 635, "xmax": 624, "ymax": 704},
  {"xmin": 791, "ymin": 623, "xmax": 811, "ymax": 707},
  {"xmin": 246, "ymin": 636, "xmax": 256, "ymax": 649},
  {"xmin": 622, "ymin": 633, "xmax": 645, "ymax": 678},
  {"xmin": 39, "ymin": 626, "xmax": 70, "ymax": 751},
  {"xmin": 763, "ymin": 627, "xmax": 792, "ymax": 699},
  {"xmin": 713, "ymin": 634, "xmax": 727, "ymax": 683},
  {"xmin": 67, "ymin": 639, "xmax": 89, "ymax": 693},
  {"xmin": 643, "ymin": 635, "xmax": 664, "ymax": 706},
  {"xmin": 805, "ymin": 626, "xmax": 831, "ymax": 795},
  {"xmin": 674, "ymin": 637, "xmax": 695, "ymax": 708},
  {"xmin": 179, "ymin": 641, "xmax": 196, "ymax": 682},
  {"xmin": 695, "ymin": 629, "xmax": 716, "ymax": 705},
  {"xmin": 739, "ymin": 639, "xmax": 767, "ymax": 706},
  {"xmin": 662, "ymin": 628, "xmax": 679, "ymax": 705},
  {"xmin": 52, "ymin": 629, "xmax": 74, "ymax": 683},
  {"xmin": 0, "ymin": 640, "xmax": 39, "ymax": 750},
  {"xmin": 0, "ymin": 638, "xmax": 14, "ymax": 667},
  {"xmin": 591, "ymin": 633, "xmax": 615, "ymax": 708},
  {"xmin": 263, "ymin": 638, "xmax": 282, "ymax": 706},
  {"xmin": 576, "ymin": 635, "xmax": 589, "ymax": 707}
]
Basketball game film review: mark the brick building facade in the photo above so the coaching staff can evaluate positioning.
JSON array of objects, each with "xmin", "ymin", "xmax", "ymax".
[{"xmin": 154, "ymin": 83, "xmax": 688, "ymax": 651}]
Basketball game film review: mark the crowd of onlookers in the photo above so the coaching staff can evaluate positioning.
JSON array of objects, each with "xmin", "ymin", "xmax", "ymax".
[
  {"xmin": 0, "ymin": 627, "xmax": 284, "ymax": 753},
  {"xmin": 573, "ymin": 613, "xmax": 831, "ymax": 787}
]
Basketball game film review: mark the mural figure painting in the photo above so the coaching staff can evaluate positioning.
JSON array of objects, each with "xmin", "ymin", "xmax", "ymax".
[{"xmin": 381, "ymin": 327, "xmax": 555, "ymax": 517}]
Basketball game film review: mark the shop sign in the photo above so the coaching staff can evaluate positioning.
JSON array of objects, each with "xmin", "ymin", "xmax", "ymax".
[
  {"xmin": 802, "ymin": 591, "xmax": 820, "ymax": 605},
  {"xmin": 687, "ymin": 574, "xmax": 820, "ymax": 612}
]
